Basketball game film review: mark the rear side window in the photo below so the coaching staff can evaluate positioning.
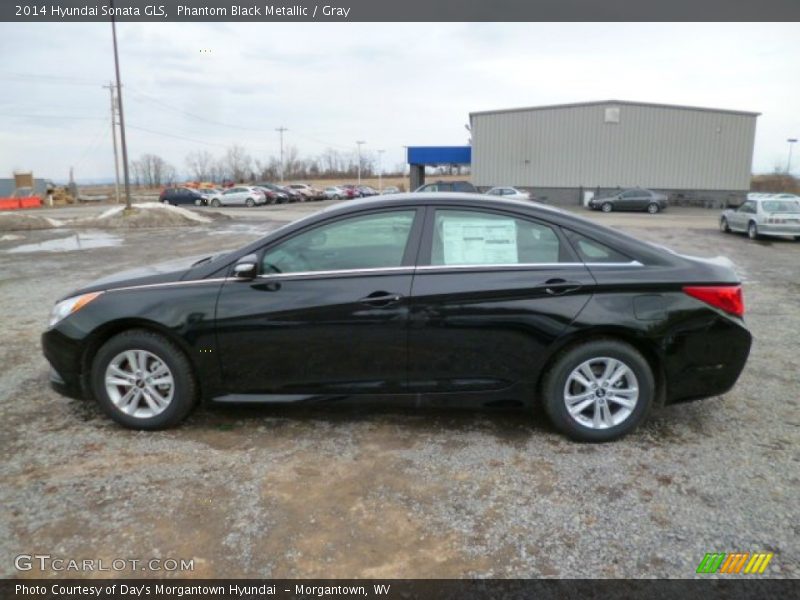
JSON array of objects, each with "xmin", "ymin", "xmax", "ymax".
[
  {"xmin": 566, "ymin": 231, "xmax": 632, "ymax": 264},
  {"xmin": 431, "ymin": 209, "xmax": 563, "ymax": 265}
]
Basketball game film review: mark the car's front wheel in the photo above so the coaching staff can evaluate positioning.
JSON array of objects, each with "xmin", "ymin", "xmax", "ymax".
[
  {"xmin": 720, "ymin": 217, "xmax": 731, "ymax": 233},
  {"xmin": 601, "ymin": 202, "xmax": 613, "ymax": 213},
  {"xmin": 210, "ymin": 199, "xmax": 221, "ymax": 207},
  {"xmin": 245, "ymin": 198, "xmax": 255, "ymax": 207},
  {"xmin": 542, "ymin": 339, "xmax": 654, "ymax": 442},
  {"xmin": 647, "ymin": 203, "xmax": 660, "ymax": 214},
  {"xmin": 90, "ymin": 329, "xmax": 197, "ymax": 429}
]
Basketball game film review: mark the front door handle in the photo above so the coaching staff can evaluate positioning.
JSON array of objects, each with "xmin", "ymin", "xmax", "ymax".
[
  {"xmin": 359, "ymin": 291, "xmax": 403, "ymax": 307},
  {"xmin": 542, "ymin": 278, "xmax": 583, "ymax": 296}
]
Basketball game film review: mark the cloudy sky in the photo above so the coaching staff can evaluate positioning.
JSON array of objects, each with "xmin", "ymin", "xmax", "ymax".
[{"xmin": 1, "ymin": 22, "xmax": 798, "ymax": 182}]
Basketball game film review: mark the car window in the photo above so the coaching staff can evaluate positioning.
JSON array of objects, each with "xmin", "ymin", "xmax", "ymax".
[
  {"xmin": 566, "ymin": 231, "xmax": 633, "ymax": 264},
  {"xmin": 261, "ymin": 210, "xmax": 416, "ymax": 274},
  {"xmin": 620, "ymin": 190, "xmax": 638, "ymax": 199},
  {"xmin": 763, "ymin": 200, "xmax": 800, "ymax": 213},
  {"xmin": 739, "ymin": 201, "xmax": 755, "ymax": 213},
  {"xmin": 431, "ymin": 209, "xmax": 562, "ymax": 266}
]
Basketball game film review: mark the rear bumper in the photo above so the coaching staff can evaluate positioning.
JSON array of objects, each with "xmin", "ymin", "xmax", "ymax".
[
  {"xmin": 757, "ymin": 223, "xmax": 800, "ymax": 237},
  {"xmin": 663, "ymin": 316, "xmax": 752, "ymax": 404}
]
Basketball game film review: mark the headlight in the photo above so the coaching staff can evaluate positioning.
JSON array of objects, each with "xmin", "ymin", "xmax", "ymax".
[{"xmin": 49, "ymin": 292, "xmax": 103, "ymax": 327}]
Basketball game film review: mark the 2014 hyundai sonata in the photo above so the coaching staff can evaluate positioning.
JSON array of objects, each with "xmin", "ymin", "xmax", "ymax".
[{"xmin": 42, "ymin": 193, "xmax": 752, "ymax": 441}]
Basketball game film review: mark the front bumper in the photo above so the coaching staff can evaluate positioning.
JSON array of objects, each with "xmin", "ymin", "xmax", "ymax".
[{"xmin": 42, "ymin": 328, "xmax": 85, "ymax": 400}]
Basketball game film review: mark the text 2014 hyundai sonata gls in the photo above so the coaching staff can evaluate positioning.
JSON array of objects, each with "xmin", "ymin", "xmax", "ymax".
[{"xmin": 42, "ymin": 193, "xmax": 752, "ymax": 441}]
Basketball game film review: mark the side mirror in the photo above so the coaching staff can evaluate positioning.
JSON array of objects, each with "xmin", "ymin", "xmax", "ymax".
[{"xmin": 232, "ymin": 254, "xmax": 258, "ymax": 280}]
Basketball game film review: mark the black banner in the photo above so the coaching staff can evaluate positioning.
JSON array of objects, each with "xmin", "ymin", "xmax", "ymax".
[
  {"xmin": 3, "ymin": 579, "xmax": 800, "ymax": 600},
  {"xmin": 2, "ymin": 0, "xmax": 800, "ymax": 22}
]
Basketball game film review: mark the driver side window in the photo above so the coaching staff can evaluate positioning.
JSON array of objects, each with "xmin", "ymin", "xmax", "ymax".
[{"xmin": 260, "ymin": 210, "xmax": 416, "ymax": 275}]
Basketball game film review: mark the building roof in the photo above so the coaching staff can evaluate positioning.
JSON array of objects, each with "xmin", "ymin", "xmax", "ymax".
[{"xmin": 469, "ymin": 100, "xmax": 761, "ymax": 119}]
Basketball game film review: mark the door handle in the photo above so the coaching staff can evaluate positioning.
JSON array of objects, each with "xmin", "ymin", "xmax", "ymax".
[
  {"xmin": 359, "ymin": 291, "xmax": 403, "ymax": 307},
  {"xmin": 542, "ymin": 278, "xmax": 583, "ymax": 296}
]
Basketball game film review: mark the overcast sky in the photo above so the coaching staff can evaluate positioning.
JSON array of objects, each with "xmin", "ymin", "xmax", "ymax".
[{"xmin": 1, "ymin": 22, "xmax": 798, "ymax": 182}]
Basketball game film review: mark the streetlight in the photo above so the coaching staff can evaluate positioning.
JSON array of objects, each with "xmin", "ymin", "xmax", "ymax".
[
  {"xmin": 356, "ymin": 140, "xmax": 366, "ymax": 184},
  {"xmin": 788, "ymin": 138, "xmax": 798, "ymax": 175},
  {"xmin": 377, "ymin": 149, "xmax": 385, "ymax": 192}
]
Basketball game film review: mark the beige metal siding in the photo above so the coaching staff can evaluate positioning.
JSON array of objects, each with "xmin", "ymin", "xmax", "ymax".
[{"xmin": 471, "ymin": 103, "xmax": 757, "ymax": 190}]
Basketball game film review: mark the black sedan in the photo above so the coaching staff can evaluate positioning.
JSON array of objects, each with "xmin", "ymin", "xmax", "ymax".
[
  {"xmin": 42, "ymin": 193, "xmax": 751, "ymax": 441},
  {"xmin": 588, "ymin": 188, "xmax": 668, "ymax": 214}
]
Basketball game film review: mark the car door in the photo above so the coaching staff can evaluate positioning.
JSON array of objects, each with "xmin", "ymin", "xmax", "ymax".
[
  {"xmin": 616, "ymin": 190, "xmax": 638, "ymax": 210},
  {"xmin": 224, "ymin": 187, "xmax": 245, "ymax": 205},
  {"xmin": 730, "ymin": 201, "xmax": 754, "ymax": 230},
  {"xmin": 407, "ymin": 206, "xmax": 595, "ymax": 394},
  {"xmin": 215, "ymin": 208, "xmax": 424, "ymax": 396}
]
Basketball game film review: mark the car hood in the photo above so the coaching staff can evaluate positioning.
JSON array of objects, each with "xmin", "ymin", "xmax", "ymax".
[{"xmin": 63, "ymin": 253, "xmax": 226, "ymax": 299}]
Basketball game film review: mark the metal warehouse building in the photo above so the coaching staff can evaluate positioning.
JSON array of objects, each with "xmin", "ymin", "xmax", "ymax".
[{"xmin": 470, "ymin": 100, "xmax": 759, "ymax": 207}]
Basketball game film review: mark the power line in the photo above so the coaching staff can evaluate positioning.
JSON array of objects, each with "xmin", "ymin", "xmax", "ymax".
[{"xmin": 126, "ymin": 124, "xmax": 228, "ymax": 147}]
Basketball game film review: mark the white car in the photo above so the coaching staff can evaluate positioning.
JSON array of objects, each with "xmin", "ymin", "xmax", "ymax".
[
  {"xmin": 485, "ymin": 186, "xmax": 532, "ymax": 201},
  {"xmin": 209, "ymin": 186, "xmax": 266, "ymax": 207},
  {"xmin": 288, "ymin": 183, "xmax": 322, "ymax": 201},
  {"xmin": 323, "ymin": 186, "xmax": 346, "ymax": 200},
  {"xmin": 721, "ymin": 196, "xmax": 800, "ymax": 240}
]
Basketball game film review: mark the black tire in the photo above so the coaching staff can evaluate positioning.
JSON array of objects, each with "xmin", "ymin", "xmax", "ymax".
[
  {"xmin": 90, "ymin": 329, "xmax": 197, "ymax": 430},
  {"xmin": 210, "ymin": 199, "xmax": 221, "ymax": 208},
  {"xmin": 646, "ymin": 203, "xmax": 660, "ymax": 214},
  {"xmin": 245, "ymin": 198, "xmax": 255, "ymax": 207},
  {"xmin": 541, "ymin": 339, "xmax": 655, "ymax": 442},
  {"xmin": 720, "ymin": 217, "xmax": 731, "ymax": 233},
  {"xmin": 748, "ymin": 221, "xmax": 759, "ymax": 240},
  {"xmin": 601, "ymin": 202, "xmax": 613, "ymax": 213}
]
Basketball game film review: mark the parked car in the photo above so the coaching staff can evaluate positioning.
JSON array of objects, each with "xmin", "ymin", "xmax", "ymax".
[
  {"xmin": 254, "ymin": 187, "xmax": 281, "ymax": 204},
  {"xmin": 338, "ymin": 184, "xmax": 363, "ymax": 199},
  {"xmin": 159, "ymin": 187, "xmax": 207, "ymax": 206},
  {"xmin": 42, "ymin": 193, "xmax": 751, "ymax": 442},
  {"xmin": 720, "ymin": 196, "xmax": 800, "ymax": 240},
  {"xmin": 356, "ymin": 185, "xmax": 379, "ymax": 197},
  {"xmin": 414, "ymin": 180, "xmax": 478, "ymax": 193},
  {"xmin": 486, "ymin": 186, "xmax": 532, "ymax": 201},
  {"xmin": 288, "ymin": 183, "xmax": 324, "ymax": 201},
  {"xmin": 196, "ymin": 188, "xmax": 222, "ymax": 203},
  {"xmin": 381, "ymin": 186, "xmax": 402, "ymax": 195},
  {"xmin": 208, "ymin": 186, "xmax": 266, "ymax": 207},
  {"xmin": 588, "ymin": 188, "xmax": 668, "ymax": 213},
  {"xmin": 323, "ymin": 186, "xmax": 347, "ymax": 200},
  {"xmin": 254, "ymin": 183, "xmax": 290, "ymax": 204}
]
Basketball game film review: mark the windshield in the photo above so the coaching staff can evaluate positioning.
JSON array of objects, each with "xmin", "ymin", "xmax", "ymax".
[{"xmin": 762, "ymin": 200, "xmax": 800, "ymax": 213}]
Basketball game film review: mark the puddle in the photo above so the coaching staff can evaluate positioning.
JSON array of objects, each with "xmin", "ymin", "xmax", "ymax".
[{"xmin": 6, "ymin": 231, "xmax": 123, "ymax": 254}]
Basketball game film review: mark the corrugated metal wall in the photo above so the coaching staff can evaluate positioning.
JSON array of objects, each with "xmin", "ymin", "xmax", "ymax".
[{"xmin": 471, "ymin": 103, "xmax": 757, "ymax": 191}]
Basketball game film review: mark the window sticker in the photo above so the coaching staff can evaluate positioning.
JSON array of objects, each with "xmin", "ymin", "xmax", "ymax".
[{"xmin": 442, "ymin": 218, "xmax": 518, "ymax": 265}]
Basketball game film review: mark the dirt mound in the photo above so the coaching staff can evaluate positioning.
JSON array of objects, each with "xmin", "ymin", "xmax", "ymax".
[
  {"xmin": 75, "ymin": 203, "xmax": 229, "ymax": 229},
  {"xmin": 0, "ymin": 214, "xmax": 63, "ymax": 231}
]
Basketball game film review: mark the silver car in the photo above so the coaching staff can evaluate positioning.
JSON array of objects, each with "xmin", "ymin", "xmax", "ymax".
[
  {"xmin": 721, "ymin": 196, "xmax": 800, "ymax": 240},
  {"xmin": 485, "ymin": 186, "xmax": 532, "ymax": 200},
  {"xmin": 208, "ymin": 186, "xmax": 266, "ymax": 207}
]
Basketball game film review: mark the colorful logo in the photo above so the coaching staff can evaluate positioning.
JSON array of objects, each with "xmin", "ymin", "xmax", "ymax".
[{"xmin": 696, "ymin": 552, "xmax": 773, "ymax": 574}]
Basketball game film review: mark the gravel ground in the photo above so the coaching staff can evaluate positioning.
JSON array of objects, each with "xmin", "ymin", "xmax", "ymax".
[{"xmin": 0, "ymin": 206, "xmax": 798, "ymax": 579}]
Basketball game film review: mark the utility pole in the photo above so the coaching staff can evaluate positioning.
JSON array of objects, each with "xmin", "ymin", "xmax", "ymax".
[
  {"xmin": 276, "ymin": 127, "xmax": 288, "ymax": 182},
  {"xmin": 788, "ymin": 138, "xmax": 798, "ymax": 175},
  {"xmin": 356, "ymin": 140, "xmax": 366, "ymax": 184},
  {"xmin": 377, "ymin": 149, "xmax": 385, "ymax": 192},
  {"xmin": 103, "ymin": 82, "xmax": 122, "ymax": 204},
  {"xmin": 110, "ymin": 2, "xmax": 132, "ymax": 210}
]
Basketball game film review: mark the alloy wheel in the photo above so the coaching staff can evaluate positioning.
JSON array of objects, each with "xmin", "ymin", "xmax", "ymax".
[
  {"xmin": 601, "ymin": 203, "xmax": 612, "ymax": 213},
  {"xmin": 104, "ymin": 349, "xmax": 175, "ymax": 419},
  {"xmin": 563, "ymin": 357, "xmax": 639, "ymax": 429}
]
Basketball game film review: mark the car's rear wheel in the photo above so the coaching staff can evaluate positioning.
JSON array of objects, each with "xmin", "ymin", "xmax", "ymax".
[
  {"xmin": 748, "ymin": 221, "xmax": 759, "ymax": 240},
  {"xmin": 90, "ymin": 329, "xmax": 197, "ymax": 430},
  {"xmin": 720, "ymin": 217, "xmax": 731, "ymax": 233},
  {"xmin": 210, "ymin": 199, "xmax": 221, "ymax": 207},
  {"xmin": 601, "ymin": 202, "xmax": 613, "ymax": 213},
  {"xmin": 195, "ymin": 198, "xmax": 202, "ymax": 206},
  {"xmin": 542, "ymin": 340, "xmax": 654, "ymax": 442},
  {"xmin": 245, "ymin": 198, "xmax": 255, "ymax": 207},
  {"xmin": 647, "ymin": 203, "xmax": 660, "ymax": 214}
]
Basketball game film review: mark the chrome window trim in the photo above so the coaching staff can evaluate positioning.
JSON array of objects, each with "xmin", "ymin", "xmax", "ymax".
[
  {"xmin": 256, "ymin": 266, "xmax": 415, "ymax": 280},
  {"xmin": 109, "ymin": 278, "xmax": 229, "ymax": 292}
]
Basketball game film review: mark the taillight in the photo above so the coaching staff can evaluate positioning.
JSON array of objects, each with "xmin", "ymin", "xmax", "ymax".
[{"xmin": 683, "ymin": 285, "xmax": 744, "ymax": 317}]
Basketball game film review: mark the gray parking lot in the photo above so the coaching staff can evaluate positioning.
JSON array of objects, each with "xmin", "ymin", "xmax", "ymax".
[{"xmin": 1, "ymin": 204, "xmax": 798, "ymax": 578}]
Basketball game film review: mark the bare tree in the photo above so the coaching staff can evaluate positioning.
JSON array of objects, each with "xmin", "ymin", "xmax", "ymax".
[
  {"xmin": 224, "ymin": 144, "xmax": 253, "ymax": 183},
  {"xmin": 185, "ymin": 150, "xmax": 216, "ymax": 181},
  {"xmin": 131, "ymin": 154, "xmax": 176, "ymax": 188}
]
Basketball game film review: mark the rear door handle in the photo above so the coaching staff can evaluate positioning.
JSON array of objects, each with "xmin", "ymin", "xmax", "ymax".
[
  {"xmin": 359, "ymin": 291, "xmax": 403, "ymax": 307},
  {"xmin": 542, "ymin": 278, "xmax": 583, "ymax": 296}
]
